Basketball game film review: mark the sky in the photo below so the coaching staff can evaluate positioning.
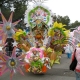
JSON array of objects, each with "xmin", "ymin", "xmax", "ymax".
[{"xmin": 29, "ymin": 0, "xmax": 80, "ymax": 23}]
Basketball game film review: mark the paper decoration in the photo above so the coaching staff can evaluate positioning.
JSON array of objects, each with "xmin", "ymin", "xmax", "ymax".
[
  {"xmin": 28, "ymin": 6, "xmax": 50, "ymax": 27},
  {"xmin": 0, "ymin": 47, "xmax": 26, "ymax": 80},
  {"xmin": 0, "ymin": 12, "xmax": 20, "ymax": 38}
]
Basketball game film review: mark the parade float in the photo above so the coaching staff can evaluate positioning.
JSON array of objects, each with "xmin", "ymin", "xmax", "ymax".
[{"xmin": 0, "ymin": 0, "xmax": 70, "ymax": 80}]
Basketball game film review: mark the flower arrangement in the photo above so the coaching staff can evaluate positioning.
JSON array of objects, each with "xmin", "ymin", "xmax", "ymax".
[{"xmin": 25, "ymin": 47, "xmax": 51, "ymax": 73}]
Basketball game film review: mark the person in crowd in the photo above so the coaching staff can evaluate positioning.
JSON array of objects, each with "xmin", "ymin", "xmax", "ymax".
[
  {"xmin": 73, "ymin": 43, "xmax": 80, "ymax": 80},
  {"xmin": 64, "ymin": 44, "xmax": 73, "ymax": 58}
]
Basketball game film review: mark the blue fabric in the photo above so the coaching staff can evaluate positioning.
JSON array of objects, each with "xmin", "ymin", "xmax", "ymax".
[
  {"xmin": 67, "ymin": 53, "xmax": 71, "ymax": 58},
  {"xmin": 75, "ymin": 71, "xmax": 80, "ymax": 80}
]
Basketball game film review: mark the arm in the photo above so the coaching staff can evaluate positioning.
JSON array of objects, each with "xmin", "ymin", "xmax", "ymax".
[{"xmin": 72, "ymin": 49, "xmax": 76, "ymax": 61}]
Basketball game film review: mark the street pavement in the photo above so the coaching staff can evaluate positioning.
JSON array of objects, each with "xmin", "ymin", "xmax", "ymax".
[{"xmin": 0, "ymin": 54, "xmax": 76, "ymax": 80}]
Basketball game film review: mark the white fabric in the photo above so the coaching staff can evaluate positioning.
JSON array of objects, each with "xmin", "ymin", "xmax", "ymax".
[{"xmin": 64, "ymin": 44, "xmax": 73, "ymax": 54}]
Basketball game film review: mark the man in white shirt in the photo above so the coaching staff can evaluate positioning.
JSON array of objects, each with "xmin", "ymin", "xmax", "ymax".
[{"xmin": 64, "ymin": 44, "xmax": 73, "ymax": 58}]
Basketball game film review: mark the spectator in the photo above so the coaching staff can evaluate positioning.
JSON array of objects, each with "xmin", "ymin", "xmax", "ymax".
[
  {"xmin": 64, "ymin": 44, "xmax": 73, "ymax": 58},
  {"xmin": 72, "ymin": 43, "xmax": 80, "ymax": 80}
]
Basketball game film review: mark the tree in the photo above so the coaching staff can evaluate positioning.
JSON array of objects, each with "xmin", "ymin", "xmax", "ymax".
[
  {"xmin": 52, "ymin": 15, "xmax": 70, "ymax": 29},
  {"xmin": 70, "ymin": 21, "xmax": 80, "ymax": 28},
  {"xmin": 0, "ymin": 0, "xmax": 29, "ymax": 21},
  {"xmin": 0, "ymin": 0, "xmax": 31, "ymax": 29},
  {"xmin": 57, "ymin": 15, "xmax": 70, "ymax": 28}
]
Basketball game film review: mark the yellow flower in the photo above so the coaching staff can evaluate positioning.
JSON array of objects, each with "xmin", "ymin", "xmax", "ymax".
[
  {"xmin": 40, "ymin": 46, "xmax": 46, "ymax": 51},
  {"xmin": 47, "ymin": 47, "xmax": 53, "ymax": 53},
  {"xmin": 13, "ymin": 29, "xmax": 26, "ymax": 41},
  {"xmin": 77, "ymin": 43, "xmax": 80, "ymax": 47},
  {"xmin": 48, "ymin": 28, "xmax": 55, "ymax": 36},
  {"xmin": 62, "ymin": 28, "xmax": 67, "ymax": 30},
  {"xmin": 64, "ymin": 30, "xmax": 70, "ymax": 37},
  {"xmin": 6, "ymin": 26, "xmax": 11, "ymax": 30},
  {"xmin": 53, "ymin": 21, "xmax": 66, "ymax": 28}
]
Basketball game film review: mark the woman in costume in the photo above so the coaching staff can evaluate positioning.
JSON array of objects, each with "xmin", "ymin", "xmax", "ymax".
[{"xmin": 73, "ymin": 43, "xmax": 80, "ymax": 80}]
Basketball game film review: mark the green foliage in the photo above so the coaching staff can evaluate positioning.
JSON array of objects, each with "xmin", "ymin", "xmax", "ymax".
[
  {"xmin": 70, "ymin": 21, "xmax": 80, "ymax": 28},
  {"xmin": 57, "ymin": 15, "xmax": 70, "ymax": 25},
  {"xmin": 0, "ymin": 0, "xmax": 28, "ymax": 21},
  {"xmin": 52, "ymin": 15, "xmax": 70, "ymax": 29},
  {"xmin": 31, "ymin": 60, "xmax": 43, "ymax": 68},
  {"xmin": 0, "ymin": 0, "xmax": 29, "ymax": 29},
  {"xmin": 0, "ymin": 0, "xmax": 28, "ymax": 8},
  {"xmin": 0, "ymin": 0, "xmax": 80, "ymax": 30},
  {"xmin": 52, "ymin": 14, "xmax": 80, "ymax": 29}
]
